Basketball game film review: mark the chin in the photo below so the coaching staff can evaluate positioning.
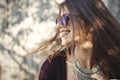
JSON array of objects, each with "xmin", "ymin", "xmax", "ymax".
[
  {"xmin": 61, "ymin": 39, "xmax": 67, "ymax": 46},
  {"xmin": 61, "ymin": 37, "xmax": 72, "ymax": 46}
]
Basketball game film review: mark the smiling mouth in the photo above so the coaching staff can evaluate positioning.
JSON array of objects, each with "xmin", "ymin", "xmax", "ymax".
[
  {"xmin": 60, "ymin": 31, "xmax": 70, "ymax": 37},
  {"xmin": 60, "ymin": 29, "xmax": 70, "ymax": 33},
  {"xmin": 59, "ymin": 28, "xmax": 70, "ymax": 37}
]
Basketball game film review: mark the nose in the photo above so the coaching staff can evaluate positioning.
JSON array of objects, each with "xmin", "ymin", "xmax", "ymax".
[{"xmin": 56, "ymin": 20, "xmax": 63, "ymax": 29}]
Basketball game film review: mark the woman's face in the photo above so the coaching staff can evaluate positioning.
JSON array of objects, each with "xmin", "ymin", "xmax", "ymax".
[
  {"xmin": 56, "ymin": 6, "xmax": 93, "ymax": 49},
  {"xmin": 56, "ymin": 6, "xmax": 79, "ymax": 46}
]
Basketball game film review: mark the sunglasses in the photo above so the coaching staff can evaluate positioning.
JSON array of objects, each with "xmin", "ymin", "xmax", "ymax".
[{"xmin": 56, "ymin": 14, "xmax": 80, "ymax": 27}]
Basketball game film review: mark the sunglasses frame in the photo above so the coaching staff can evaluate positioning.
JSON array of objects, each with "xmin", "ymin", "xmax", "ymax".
[{"xmin": 56, "ymin": 14, "xmax": 80, "ymax": 27}]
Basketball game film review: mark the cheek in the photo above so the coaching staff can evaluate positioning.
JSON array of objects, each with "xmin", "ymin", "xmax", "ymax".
[
  {"xmin": 81, "ymin": 41, "xmax": 93, "ymax": 49},
  {"xmin": 73, "ymin": 31, "xmax": 81, "ymax": 43},
  {"xmin": 74, "ymin": 36, "xmax": 80, "ymax": 43}
]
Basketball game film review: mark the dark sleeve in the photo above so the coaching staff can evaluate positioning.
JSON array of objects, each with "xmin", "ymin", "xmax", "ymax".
[
  {"xmin": 38, "ymin": 55, "xmax": 67, "ymax": 80},
  {"xmin": 38, "ymin": 59, "xmax": 56, "ymax": 80}
]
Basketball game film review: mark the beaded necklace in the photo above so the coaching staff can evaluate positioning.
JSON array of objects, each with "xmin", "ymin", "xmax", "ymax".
[{"xmin": 75, "ymin": 60, "xmax": 103, "ymax": 80}]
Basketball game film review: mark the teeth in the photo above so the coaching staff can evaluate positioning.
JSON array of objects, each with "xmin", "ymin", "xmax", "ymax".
[
  {"xmin": 60, "ymin": 32, "xmax": 69, "ymax": 37},
  {"xmin": 60, "ymin": 30, "xmax": 70, "ymax": 33}
]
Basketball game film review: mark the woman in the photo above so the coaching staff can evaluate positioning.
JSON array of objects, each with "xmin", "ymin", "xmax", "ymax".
[{"xmin": 38, "ymin": 0, "xmax": 120, "ymax": 80}]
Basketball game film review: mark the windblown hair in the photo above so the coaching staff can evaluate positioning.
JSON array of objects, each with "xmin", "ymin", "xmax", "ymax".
[
  {"xmin": 64, "ymin": 0, "xmax": 120, "ymax": 78},
  {"xmin": 31, "ymin": 0, "xmax": 120, "ymax": 78}
]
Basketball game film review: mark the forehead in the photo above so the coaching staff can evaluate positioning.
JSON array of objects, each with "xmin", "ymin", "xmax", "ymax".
[
  {"xmin": 60, "ymin": 5, "xmax": 70, "ymax": 16},
  {"xmin": 59, "ymin": 4, "xmax": 79, "ymax": 16}
]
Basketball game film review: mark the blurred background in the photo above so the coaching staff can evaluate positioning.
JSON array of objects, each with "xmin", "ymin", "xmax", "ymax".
[{"xmin": 0, "ymin": 0, "xmax": 120, "ymax": 80}]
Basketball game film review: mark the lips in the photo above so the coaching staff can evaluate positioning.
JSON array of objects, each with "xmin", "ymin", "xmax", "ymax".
[
  {"xmin": 59, "ymin": 29, "xmax": 70, "ymax": 37},
  {"xmin": 59, "ymin": 28, "xmax": 70, "ymax": 33}
]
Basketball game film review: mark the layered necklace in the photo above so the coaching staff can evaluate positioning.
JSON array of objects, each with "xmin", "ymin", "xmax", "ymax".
[{"xmin": 75, "ymin": 60, "xmax": 102, "ymax": 80}]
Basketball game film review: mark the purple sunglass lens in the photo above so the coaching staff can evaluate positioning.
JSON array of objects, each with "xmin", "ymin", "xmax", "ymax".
[{"xmin": 61, "ymin": 15, "xmax": 69, "ymax": 26}]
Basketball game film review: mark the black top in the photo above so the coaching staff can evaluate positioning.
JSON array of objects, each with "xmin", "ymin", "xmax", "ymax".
[{"xmin": 38, "ymin": 55, "xmax": 67, "ymax": 80}]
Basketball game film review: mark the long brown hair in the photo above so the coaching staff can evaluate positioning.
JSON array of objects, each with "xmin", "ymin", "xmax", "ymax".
[{"xmin": 64, "ymin": 0, "xmax": 120, "ymax": 78}]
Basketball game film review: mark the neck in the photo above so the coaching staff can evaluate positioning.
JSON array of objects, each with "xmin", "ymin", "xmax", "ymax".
[{"xmin": 74, "ymin": 45, "xmax": 96, "ymax": 69}]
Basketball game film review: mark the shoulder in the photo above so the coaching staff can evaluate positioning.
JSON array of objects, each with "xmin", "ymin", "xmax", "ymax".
[
  {"xmin": 38, "ymin": 51, "xmax": 67, "ymax": 80},
  {"xmin": 41, "ymin": 51, "xmax": 66, "ymax": 70},
  {"xmin": 42, "ymin": 51, "xmax": 66, "ymax": 68}
]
